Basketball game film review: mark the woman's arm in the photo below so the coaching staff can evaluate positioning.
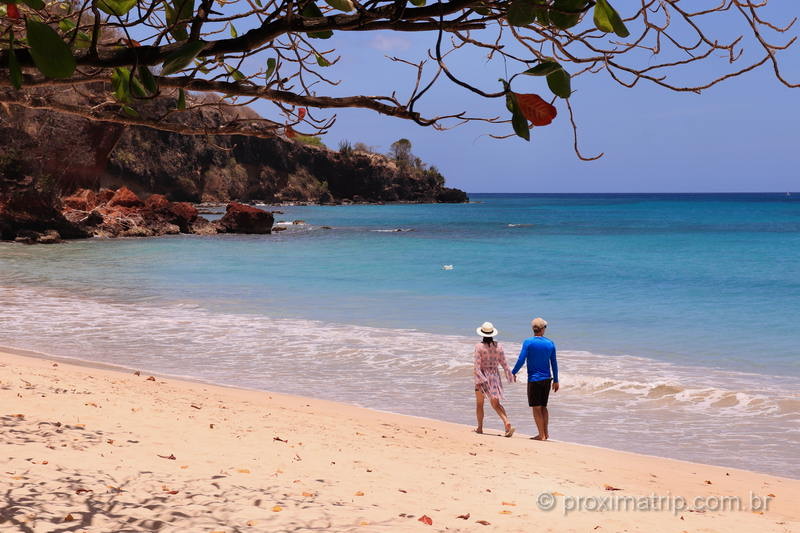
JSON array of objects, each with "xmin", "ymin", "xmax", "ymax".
[{"xmin": 498, "ymin": 344, "xmax": 514, "ymax": 383}]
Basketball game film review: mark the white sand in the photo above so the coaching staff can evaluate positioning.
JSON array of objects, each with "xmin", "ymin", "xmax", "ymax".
[{"xmin": 1, "ymin": 349, "xmax": 797, "ymax": 532}]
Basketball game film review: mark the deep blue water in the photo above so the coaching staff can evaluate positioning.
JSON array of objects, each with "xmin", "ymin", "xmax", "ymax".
[{"xmin": 1, "ymin": 193, "xmax": 799, "ymax": 476}]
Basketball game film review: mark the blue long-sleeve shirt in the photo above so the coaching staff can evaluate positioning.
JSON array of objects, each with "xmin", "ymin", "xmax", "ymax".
[{"xmin": 512, "ymin": 336, "xmax": 558, "ymax": 383}]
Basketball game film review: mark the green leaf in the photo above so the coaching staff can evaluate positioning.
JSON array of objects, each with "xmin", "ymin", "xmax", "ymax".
[
  {"xmin": 301, "ymin": 2, "xmax": 333, "ymax": 39},
  {"xmin": 177, "ymin": 88, "xmax": 186, "ymax": 110},
  {"xmin": 25, "ymin": 20, "xmax": 76, "ymax": 79},
  {"xmin": 507, "ymin": 0, "xmax": 535, "ymax": 27},
  {"xmin": 121, "ymin": 105, "xmax": 139, "ymax": 117},
  {"xmin": 593, "ymin": 0, "xmax": 629, "ymax": 37},
  {"xmin": 229, "ymin": 23, "xmax": 238, "ymax": 38},
  {"xmin": 549, "ymin": 0, "xmax": 587, "ymax": 30},
  {"xmin": 97, "ymin": 0, "xmax": 138, "ymax": 16},
  {"xmin": 522, "ymin": 60, "xmax": 562, "ymax": 76},
  {"xmin": 112, "ymin": 67, "xmax": 132, "ymax": 103},
  {"xmin": 8, "ymin": 36, "xmax": 23, "ymax": 90},
  {"xmin": 160, "ymin": 40, "xmax": 206, "ymax": 76},
  {"xmin": 21, "ymin": 0, "xmax": 45, "ymax": 9},
  {"xmin": 315, "ymin": 52, "xmax": 330, "ymax": 67},
  {"xmin": 324, "ymin": 0, "xmax": 353, "ymax": 11},
  {"xmin": 58, "ymin": 19, "xmax": 77, "ymax": 32},
  {"xmin": 137, "ymin": 65, "xmax": 158, "ymax": 94},
  {"xmin": 265, "ymin": 57, "xmax": 276, "ymax": 80},
  {"xmin": 165, "ymin": 0, "xmax": 191, "ymax": 41},
  {"xmin": 506, "ymin": 93, "xmax": 530, "ymax": 141},
  {"xmin": 546, "ymin": 68, "xmax": 571, "ymax": 98},
  {"xmin": 194, "ymin": 59, "xmax": 211, "ymax": 73},
  {"xmin": 225, "ymin": 64, "xmax": 246, "ymax": 81},
  {"xmin": 409, "ymin": 0, "xmax": 425, "ymax": 6}
]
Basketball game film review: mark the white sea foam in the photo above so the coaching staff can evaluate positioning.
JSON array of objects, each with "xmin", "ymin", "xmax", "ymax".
[{"xmin": 1, "ymin": 285, "xmax": 798, "ymax": 478}]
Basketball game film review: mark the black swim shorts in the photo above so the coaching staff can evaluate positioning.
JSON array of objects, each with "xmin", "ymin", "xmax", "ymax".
[{"xmin": 527, "ymin": 379, "xmax": 553, "ymax": 407}]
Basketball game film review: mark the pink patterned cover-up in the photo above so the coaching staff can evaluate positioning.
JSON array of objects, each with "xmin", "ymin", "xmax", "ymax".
[{"xmin": 473, "ymin": 342, "xmax": 514, "ymax": 401}]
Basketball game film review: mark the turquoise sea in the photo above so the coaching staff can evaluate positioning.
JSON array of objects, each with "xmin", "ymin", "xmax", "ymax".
[{"xmin": 1, "ymin": 193, "xmax": 798, "ymax": 477}]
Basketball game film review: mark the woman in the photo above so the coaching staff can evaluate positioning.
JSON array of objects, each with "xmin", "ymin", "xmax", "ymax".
[{"xmin": 473, "ymin": 321, "xmax": 515, "ymax": 437}]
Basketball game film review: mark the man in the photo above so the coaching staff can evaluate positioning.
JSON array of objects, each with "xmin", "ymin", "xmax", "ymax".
[{"xmin": 512, "ymin": 317, "xmax": 559, "ymax": 440}]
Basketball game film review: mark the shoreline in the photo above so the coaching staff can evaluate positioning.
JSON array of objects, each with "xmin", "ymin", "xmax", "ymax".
[
  {"xmin": 2, "ymin": 343, "xmax": 792, "ymax": 477},
  {"xmin": 1, "ymin": 348, "xmax": 798, "ymax": 531}
]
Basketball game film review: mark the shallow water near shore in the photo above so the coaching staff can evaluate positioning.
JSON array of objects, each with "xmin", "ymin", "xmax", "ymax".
[{"xmin": 1, "ymin": 193, "xmax": 799, "ymax": 477}]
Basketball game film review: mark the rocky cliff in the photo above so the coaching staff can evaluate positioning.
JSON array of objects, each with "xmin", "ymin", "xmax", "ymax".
[{"xmin": 0, "ymin": 89, "xmax": 467, "ymax": 205}]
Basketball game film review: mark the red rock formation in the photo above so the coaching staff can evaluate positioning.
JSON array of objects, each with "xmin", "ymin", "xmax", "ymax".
[
  {"xmin": 108, "ymin": 186, "xmax": 145, "ymax": 208},
  {"xmin": 216, "ymin": 202, "xmax": 274, "ymax": 234}
]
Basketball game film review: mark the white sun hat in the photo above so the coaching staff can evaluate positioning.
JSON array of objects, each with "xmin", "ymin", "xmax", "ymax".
[{"xmin": 476, "ymin": 322, "xmax": 499, "ymax": 337}]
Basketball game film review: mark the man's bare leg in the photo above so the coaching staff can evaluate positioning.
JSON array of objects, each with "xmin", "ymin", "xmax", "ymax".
[
  {"xmin": 475, "ymin": 389, "xmax": 485, "ymax": 434},
  {"xmin": 543, "ymin": 406, "xmax": 550, "ymax": 440},
  {"xmin": 489, "ymin": 398, "xmax": 513, "ymax": 435},
  {"xmin": 531, "ymin": 406, "xmax": 546, "ymax": 440}
]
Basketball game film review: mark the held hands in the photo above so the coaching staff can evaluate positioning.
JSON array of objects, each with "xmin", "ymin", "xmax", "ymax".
[{"xmin": 552, "ymin": 381, "xmax": 559, "ymax": 393}]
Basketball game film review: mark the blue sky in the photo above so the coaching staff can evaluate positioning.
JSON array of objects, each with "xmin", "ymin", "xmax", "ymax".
[{"xmin": 243, "ymin": 5, "xmax": 800, "ymax": 193}]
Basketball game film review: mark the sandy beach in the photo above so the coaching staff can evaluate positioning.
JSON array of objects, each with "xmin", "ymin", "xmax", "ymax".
[{"xmin": 1, "ymin": 348, "xmax": 797, "ymax": 532}]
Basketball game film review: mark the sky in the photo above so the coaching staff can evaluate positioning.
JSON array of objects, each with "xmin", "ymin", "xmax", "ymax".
[{"xmin": 240, "ymin": 4, "xmax": 800, "ymax": 193}]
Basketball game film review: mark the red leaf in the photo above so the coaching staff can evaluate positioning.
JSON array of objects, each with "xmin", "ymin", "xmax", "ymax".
[
  {"xmin": 513, "ymin": 93, "xmax": 557, "ymax": 126},
  {"xmin": 418, "ymin": 515, "xmax": 433, "ymax": 525},
  {"xmin": 285, "ymin": 126, "xmax": 297, "ymax": 139},
  {"xmin": 7, "ymin": 3, "xmax": 20, "ymax": 19},
  {"xmin": 457, "ymin": 513, "xmax": 470, "ymax": 520},
  {"xmin": 603, "ymin": 484, "xmax": 622, "ymax": 491},
  {"xmin": 476, "ymin": 520, "xmax": 491, "ymax": 525},
  {"xmin": 298, "ymin": 108, "xmax": 307, "ymax": 120}
]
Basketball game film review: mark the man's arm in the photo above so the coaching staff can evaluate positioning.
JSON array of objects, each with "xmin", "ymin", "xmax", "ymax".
[
  {"xmin": 511, "ymin": 341, "xmax": 527, "ymax": 376},
  {"xmin": 550, "ymin": 343, "xmax": 559, "ymax": 392}
]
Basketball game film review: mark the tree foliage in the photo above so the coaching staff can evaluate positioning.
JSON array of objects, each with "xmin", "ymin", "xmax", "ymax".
[{"xmin": 0, "ymin": 0, "xmax": 797, "ymax": 158}]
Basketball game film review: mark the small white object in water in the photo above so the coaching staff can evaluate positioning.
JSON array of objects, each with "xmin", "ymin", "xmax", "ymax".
[{"xmin": 442, "ymin": 264, "xmax": 454, "ymax": 270}]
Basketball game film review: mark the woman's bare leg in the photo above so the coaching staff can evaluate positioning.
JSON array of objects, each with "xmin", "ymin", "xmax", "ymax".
[
  {"xmin": 490, "ymin": 398, "xmax": 513, "ymax": 434},
  {"xmin": 475, "ymin": 389, "xmax": 485, "ymax": 433}
]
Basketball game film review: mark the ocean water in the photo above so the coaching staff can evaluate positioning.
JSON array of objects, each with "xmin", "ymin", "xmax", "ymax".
[{"xmin": 1, "ymin": 193, "xmax": 798, "ymax": 478}]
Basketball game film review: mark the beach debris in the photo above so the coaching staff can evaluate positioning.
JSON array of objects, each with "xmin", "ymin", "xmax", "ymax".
[
  {"xmin": 190, "ymin": 404, "xmax": 202, "ymax": 409},
  {"xmin": 209, "ymin": 424, "xmax": 215, "ymax": 429},
  {"xmin": 75, "ymin": 488, "xmax": 92, "ymax": 495},
  {"xmin": 63, "ymin": 514, "xmax": 75, "ymax": 522},
  {"xmin": 476, "ymin": 520, "xmax": 491, "ymax": 525},
  {"xmin": 247, "ymin": 520, "xmax": 259, "ymax": 526},
  {"xmin": 302, "ymin": 492, "xmax": 315, "ymax": 497},
  {"xmin": 501, "ymin": 501, "xmax": 516, "ymax": 506},
  {"xmin": 238, "ymin": 469, "xmax": 251, "ymax": 474},
  {"xmin": 52, "ymin": 363, "xmax": 58, "ymax": 367},
  {"xmin": 418, "ymin": 515, "xmax": 433, "ymax": 525},
  {"xmin": 500, "ymin": 510, "xmax": 512, "ymax": 515},
  {"xmin": 594, "ymin": 526, "xmax": 601, "ymax": 530},
  {"xmin": 355, "ymin": 491, "xmax": 365, "ymax": 496},
  {"xmin": 146, "ymin": 376, "xmax": 156, "ymax": 381},
  {"xmin": 704, "ymin": 480, "xmax": 712, "ymax": 484},
  {"xmin": 603, "ymin": 484, "xmax": 622, "ymax": 491},
  {"xmin": 359, "ymin": 521, "xmax": 370, "ymax": 526},
  {"xmin": 271, "ymin": 505, "xmax": 283, "ymax": 512},
  {"xmin": 768, "ymin": 493, "xmax": 776, "ymax": 497},
  {"xmin": 442, "ymin": 264, "xmax": 454, "ymax": 270},
  {"xmin": 273, "ymin": 436, "xmax": 288, "ymax": 443},
  {"xmin": 158, "ymin": 453, "xmax": 177, "ymax": 460},
  {"xmin": 457, "ymin": 513, "xmax": 470, "ymax": 520},
  {"xmin": 398, "ymin": 489, "xmax": 407, "ymax": 493},
  {"xmin": 107, "ymin": 439, "xmax": 114, "ymax": 444},
  {"xmin": 134, "ymin": 370, "xmax": 141, "ymax": 376}
]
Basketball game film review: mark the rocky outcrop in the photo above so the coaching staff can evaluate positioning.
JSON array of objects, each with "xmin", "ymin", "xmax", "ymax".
[
  {"xmin": 0, "ymin": 182, "xmax": 89, "ymax": 243},
  {"xmin": 217, "ymin": 202, "xmax": 274, "ymax": 234},
  {"xmin": 57, "ymin": 187, "xmax": 273, "ymax": 239}
]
